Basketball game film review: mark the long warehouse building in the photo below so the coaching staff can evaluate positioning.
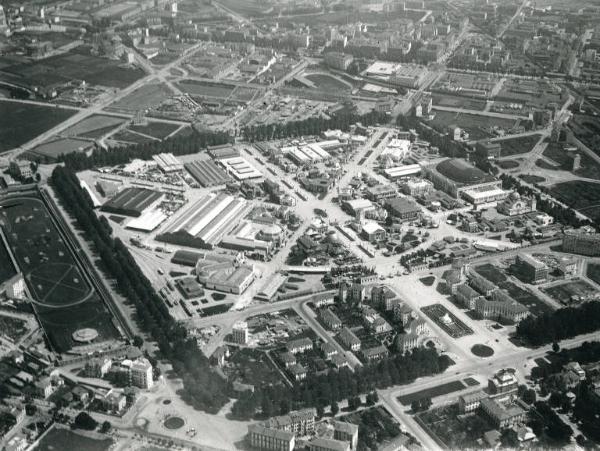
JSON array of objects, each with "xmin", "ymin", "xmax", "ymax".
[{"xmin": 158, "ymin": 193, "xmax": 250, "ymax": 249}]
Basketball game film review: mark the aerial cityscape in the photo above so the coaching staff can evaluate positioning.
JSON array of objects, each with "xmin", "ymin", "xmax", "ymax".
[{"xmin": 2, "ymin": 0, "xmax": 600, "ymax": 449}]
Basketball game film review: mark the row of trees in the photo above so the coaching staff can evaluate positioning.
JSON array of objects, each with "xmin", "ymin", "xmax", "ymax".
[
  {"xmin": 51, "ymin": 166, "xmax": 230, "ymax": 413},
  {"xmin": 241, "ymin": 109, "xmax": 388, "ymax": 143},
  {"xmin": 58, "ymin": 129, "xmax": 231, "ymax": 171},
  {"xmin": 516, "ymin": 301, "xmax": 600, "ymax": 346},
  {"xmin": 231, "ymin": 348, "xmax": 451, "ymax": 420}
]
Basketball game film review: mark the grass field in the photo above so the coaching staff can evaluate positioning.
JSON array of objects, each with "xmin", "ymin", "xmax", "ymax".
[
  {"xmin": 429, "ymin": 110, "xmax": 516, "ymax": 141},
  {"xmin": 62, "ymin": 114, "xmax": 124, "ymax": 139},
  {"xmin": 520, "ymin": 174, "xmax": 546, "ymax": 184},
  {"xmin": 305, "ymin": 73, "xmax": 351, "ymax": 91},
  {"xmin": 499, "ymin": 134, "xmax": 541, "ymax": 157},
  {"xmin": 398, "ymin": 380, "xmax": 467, "ymax": 405},
  {"xmin": 542, "ymin": 279, "xmax": 598, "ymax": 305},
  {"xmin": 0, "ymin": 102, "xmax": 76, "ymax": 152},
  {"xmin": 496, "ymin": 159, "xmax": 520, "ymax": 169},
  {"xmin": 129, "ymin": 122, "xmax": 180, "ymax": 140},
  {"xmin": 112, "ymin": 129, "xmax": 156, "ymax": 144},
  {"xmin": 29, "ymin": 138, "xmax": 93, "ymax": 160},
  {"xmin": 109, "ymin": 83, "xmax": 173, "ymax": 111},
  {"xmin": 33, "ymin": 427, "xmax": 113, "ymax": 451},
  {"xmin": 0, "ymin": 193, "xmax": 119, "ymax": 352},
  {"xmin": 549, "ymin": 181, "xmax": 600, "ymax": 221},
  {"xmin": 228, "ymin": 348, "xmax": 286, "ymax": 388}
]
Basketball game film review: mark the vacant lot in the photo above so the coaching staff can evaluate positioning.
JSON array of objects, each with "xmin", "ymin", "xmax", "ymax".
[
  {"xmin": 549, "ymin": 181, "xmax": 600, "ymax": 222},
  {"xmin": 499, "ymin": 134, "xmax": 541, "ymax": 157},
  {"xmin": 0, "ymin": 102, "xmax": 75, "ymax": 152}
]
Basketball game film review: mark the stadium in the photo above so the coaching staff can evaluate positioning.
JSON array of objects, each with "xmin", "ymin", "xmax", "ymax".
[
  {"xmin": 422, "ymin": 158, "xmax": 506, "ymax": 203},
  {"xmin": 157, "ymin": 193, "xmax": 251, "ymax": 249}
]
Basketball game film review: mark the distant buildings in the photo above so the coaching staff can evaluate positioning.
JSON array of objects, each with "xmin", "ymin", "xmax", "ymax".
[
  {"xmin": 264, "ymin": 408, "xmax": 316, "ymax": 436},
  {"xmin": 563, "ymin": 230, "xmax": 600, "ymax": 256},
  {"xmin": 130, "ymin": 357, "xmax": 153, "ymax": 389},
  {"xmin": 324, "ymin": 52, "xmax": 353, "ymax": 71}
]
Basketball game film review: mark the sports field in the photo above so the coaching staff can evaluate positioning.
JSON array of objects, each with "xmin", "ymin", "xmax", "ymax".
[
  {"xmin": 0, "ymin": 102, "xmax": 76, "ymax": 152},
  {"xmin": 109, "ymin": 82, "xmax": 174, "ymax": 112},
  {"xmin": 0, "ymin": 193, "xmax": 119, "ymax": 352}
]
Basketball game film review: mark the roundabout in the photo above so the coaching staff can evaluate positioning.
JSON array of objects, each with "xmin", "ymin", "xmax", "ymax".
[{"xmin": 471, "ymin": 344, "xmax": 494, "ymax": 358}]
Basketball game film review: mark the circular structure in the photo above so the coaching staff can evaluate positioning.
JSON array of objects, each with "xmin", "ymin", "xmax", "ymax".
[
  {"xmin": 471, "ymin": 344, "xmax": 494, "ymax": 358},
  {"xmin": 436, "ymin": 158, "xmax": 494, "ymax": 184},
  {"xmin": 259, "ymin": 224, "xmax": 283, "ymax": 241},
  {"xmin": 72, "ymin": 328, "xmax": 99, "ymax": 343},
  {"xmin": 164, "ymin": 416, "xmax": 185, "ymax": 430},
  {"xmin": 162, "ymin": 399, "xmax": 172, "ymax": 405}
]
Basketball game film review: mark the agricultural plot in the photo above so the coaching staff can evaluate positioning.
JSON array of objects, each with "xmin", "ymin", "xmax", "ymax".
[
  {"xmin": 499, "ymin": 134, "xmax": 541, "ymax": 157},
  {"xmin": 109, "ymin": 83, "xmax": 174, "ymax": 112},
  {"xmin": 29, "ymin": 138, "xmax": 93, "ymax": 161},
  {"xmin": 2, "ymin": 48, "xmax": 145, "ymax": 89},
  {"xmin": 0, "ymin": 102, "xmax": 76, "ymax": 152},
  {"xmin": 0, "ymin": 193, "xmax": 119, "ymax": 352},
  {"xmin": 549, "ymin": 181, "xmax": 600, "ymax": 222},
  {"xmin": 541, "ymin": 279, "xmax": 599, "ymax": 305},
  {"xmin": 429, "ymin": 110, "xmax": 517, "ymax": 141}
]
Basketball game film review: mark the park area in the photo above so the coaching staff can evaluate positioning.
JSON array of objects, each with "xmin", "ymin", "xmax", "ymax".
[
  {"xmin": 421, "ymin": 304, "xmax": 473, "ymax": 338},
  {"xmin": 541, "ymin": 279, "xmax": 599, "ymax": 305},
  {"xmin": 0, "ymin": 101, "xmax": 75, "ymax": 152},
  {"xmin": 499, "ymin": 134, "xmax": 541, "ymax": 157},
  {"xmin": 549, "ymin": 181, "xmax": 600, "ymax": 222},
  {"xmin": 0, "ymin": 192, "xmax": 119, "ymax": 352}
]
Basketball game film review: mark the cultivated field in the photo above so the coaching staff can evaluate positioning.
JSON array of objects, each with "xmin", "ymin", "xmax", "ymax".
[{"xmin": 0, "ymin": 102, "xmax": 76, "ymax": 152}]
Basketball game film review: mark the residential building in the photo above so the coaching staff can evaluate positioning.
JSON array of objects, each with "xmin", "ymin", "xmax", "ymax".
[
  {"xmin": 396, "ymin": 333, "xmax": 419, "ymax": 354},
  {"xmin": 475, "ymin": 141, "xmax": 501, "ymax": 160},
  {"xmin": 130, "ymin": 357, "xmax": 153, "ymax": 389},
  {"xmin": 480, "ymin": 397, "xmax": 526, "ymax": 429},
  {"xmin": 9, "ymin": 160, "xmax": 32, "ymax": 179},
  {"xmin": 321, "ymin": 342, "xmax": 338, "ymax": 359},
  {"xmin": 475, "ymin": 296, "xmax": 529, "ymax": 323},
  {"xmin": 348, "ymin": 283, "xmax": 365, "ymax": 304},
  {"xmin": 286, "ymin": 337, "xmax": 313, "ymax": 354},
  {"xmin": 34, "ymin": 378, "xmax": 54, "ymax": 399},
  {"xmin": 289, "ymin": 363, "xmax": 307, "ymax": 381},
  {"xmin": 458, "ymin": 391, "xmax": 488, "ymax": 413},
  {"xmin": 332, "ymin": 421, "xmax": 359, "ymax": 449},
  {"xmin": 279, "ymin": 352, "xmax": 296, "ymax": 368},
  {"xmin": 558, "ymin": 257, "xmax": 579, "ymax": 277},
  {"xmin": 338, "ymin": 327, "xmax": 361, "ymax": 351},
  {"xmin": 562, "ymin": 230, "xmax": 600, "ymax": 256},
  {"xmin": 248, "ymin": 424, "xmax": 295, "ymax": 451},
  {"xmin": 313, "ymin": 291, "xmax": 336, "ymax": 307},
  {"xmin": 102, "ymin": 389, "xmax": 127, "ymax": 412},
  {"xmin": 393, "ymin": 303, "xmax": 414, "ymax": 325},
  {"xmin": 319, "ymin": 308, "xmax": 342, "ymax": 330},
  {"xmin": 385, "ymin": 197, "xmax": 421, "ymax": 221},
  {"xmin": 232, "ymin": 321, "xmax": 249, "ymax": 345},
  {"xmin": 331, "ymin": 353, "xmax": 349, "ymax": 369},
  {"xmin": 85, "ymin": 357, "xmax": 112, "ymax": 378},
  {"xmin": 265, "ymin": 408, "xmax": 316, "ymax": 436},
  {"xmin": 371, "ymin": 285, "xmax": 397, "ymax": 310},
  {"xmin": 515, "ymin": 253, "xmax": 549, "ymax": 284},
  {"xmin": 309, "ymin": 437, "xmax": 350, "ymax": 451},
  {"xmin": 468, "ymin": 270, "xmax": 497, "ymax": 296},
  {"xmin": 361, "ymin": 345, "xmax": 389, "ymax": 362}
]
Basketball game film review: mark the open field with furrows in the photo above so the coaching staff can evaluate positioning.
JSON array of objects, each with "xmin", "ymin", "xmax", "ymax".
[
  {"xmin": 0, "ymin": 102, "xmax": 76, "ymax": 152},
  {"xmin": 108, "ymin": 83, "xmax": 174, "ymax": 112},
  {"xmin": 1, "ymin": 47, "xmax": 145, "ymax": 89},
  {"xmin": 0, "ymin": 193, "xmax": 119, "ymax": 352},
  {"xmin": 548, "ymin": 180, "xmax": 600, "ymax": 222}
]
